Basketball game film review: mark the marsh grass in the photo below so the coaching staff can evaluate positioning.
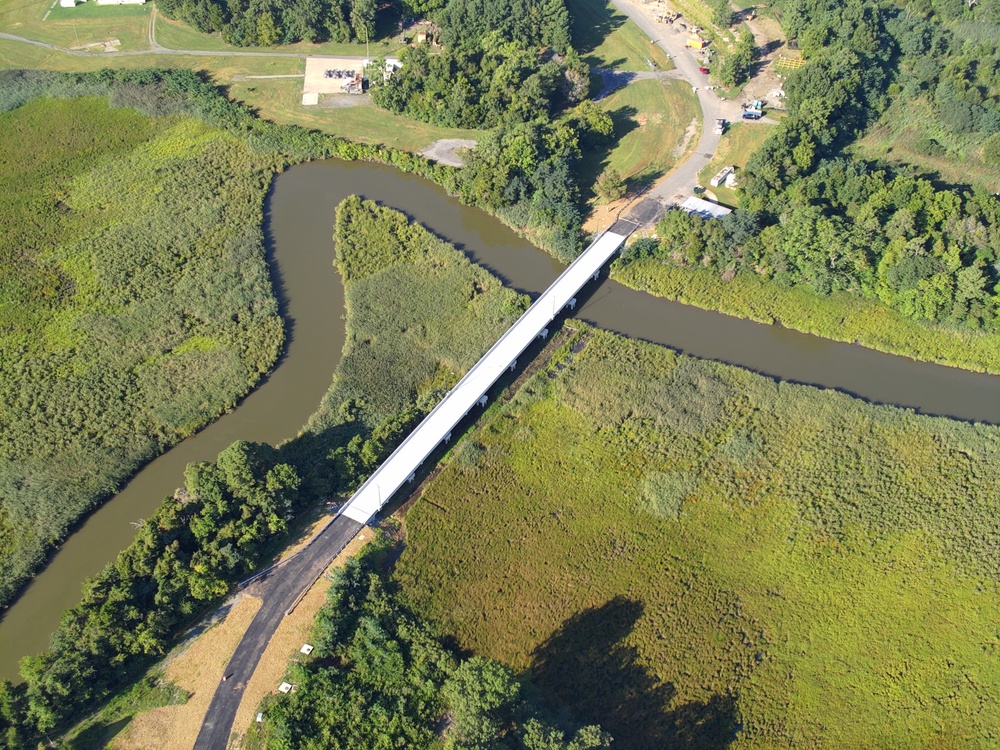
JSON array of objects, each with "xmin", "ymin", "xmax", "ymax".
[
  {"xmin": 396, "ymin": 326, "xmax": 1000, "ymax": 749},
  {"xmin": 0, "ymin": 95, "xmax": 283, "ymax": 606}
]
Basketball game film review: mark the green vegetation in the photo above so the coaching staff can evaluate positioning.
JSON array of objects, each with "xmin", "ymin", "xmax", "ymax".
[
  {"xmin": 59, "ymin": 674, "xmax": 186, "ymax": 749},
  {"xmin": 613, "ymin": 258, "xmax": 1000, "ymax": 373},
  {"xmin": 0, "ymin": 93, "xmax": 284, "ymax": 608},
  {"xmin": 855, "ymin": 97, "xmax": 1000, "ymax": 191},
  {"xmin": 581, "ymin": 78, "xmax": 699, "ymax": 195},
  {"xmin": 396, "ymin": 326, "xmax": 1000, "ymax": 749},
  {"xmin": 0, "ymin": 195, "xmax": 526, "ymax": 746},
  {"xmin": 155, "ymin": 0, "xmax": 416, "ymax": 47},
  {"xmin": 150, "ymin": 12, "xmax": 404, "ymax": 56},
  {"xmin": 372, "ymin": 0, "xmax": 578, "ymax": 129},
  {"xmin": 564, "ymin": 0, "xmax": 671, "ymax": 71},
  {"xmin": 616, "ymin": 0, "xmax": 1000, "ymax": 365},
  {"xmin": 248, "ymin": 538, "xmax": 611, "ymax": 749},
  {"xmin": 0, "ymin": 0, "xmax": 152, "ymax": 52},
  {"xmin": 229, "ymin": 79, "xmax": 485, "ymax": 152},
  {"xmin": 696, "ymin": 121, "xmax": 772, "ymax": 205}
]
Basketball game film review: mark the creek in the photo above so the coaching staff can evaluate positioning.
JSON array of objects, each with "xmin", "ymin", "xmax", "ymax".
[{"xmin": 2, "ymin": 158, "xmax": 999, "ymax": 680}]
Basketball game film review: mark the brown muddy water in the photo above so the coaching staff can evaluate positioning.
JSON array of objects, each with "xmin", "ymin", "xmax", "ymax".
[{"xmin": 2, "ymin": 158, "xmax": 1000, "ymax": 680}]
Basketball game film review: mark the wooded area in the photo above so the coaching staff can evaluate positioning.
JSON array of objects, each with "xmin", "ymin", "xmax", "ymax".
[
  {"xmin": 632, "ymin": 0, "xmax": 1000, "ymax": 333},
  {"xmin": 248, "ymin": 538, "xmax": 610, "ymax": 749}
]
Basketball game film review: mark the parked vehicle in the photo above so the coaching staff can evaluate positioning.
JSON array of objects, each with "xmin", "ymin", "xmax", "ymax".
[
  {"xmin": 699, "ymin": 66, "xmax": 710, "ymax": 75},
  {"xmin": 742, "ymin": 110, "xmax": 762, "ymax": 120}
]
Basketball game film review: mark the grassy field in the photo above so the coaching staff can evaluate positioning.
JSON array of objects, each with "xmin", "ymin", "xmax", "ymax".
[
  {"xmin": 0, "ymin": 36, "xmax": 299, "ymax": 75},
  {"xmin": 395, "ymin": 325, "xmax": 1000, "ymax": 749},
  {"xmin": 0, "ymin": 93, "xmax": 284, "ymax": 607},
  {"xmin": 0, "ymin": 0, "xmax": 151, "ymax": 50},
  {"xmin": 566, "ymin": 0, "xmax": 672, "ymax": 71},
  {"xmin": 151, "ymin": 12, "xmax": 405, "ymax": 56},
  {"xmin": 697, "ymin": 120, "xmax": 774, "ymax": 205},
  {"xmin": 612, "ymin": 259, "xmax": 1000, "ymax": 374},
  {"xmin": 580, "ymin": 77, "xmax": 700, "ymax": 197},
  {"xmin": 229, "ymin": 77, "xmax": 484, "ymax": 152},
  {"xmin": 854, "ymin": 98, "xmax": 1000, "ymax": 192}
]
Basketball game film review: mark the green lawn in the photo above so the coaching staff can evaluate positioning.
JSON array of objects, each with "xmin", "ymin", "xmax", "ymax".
[
  {"xmin": 0, "ymin": 0, "xmax": 151, "ymax": 51},
  {"xmin": 396, "ymin": 326, "xmax": 1000, "ymax": 749},
  {"xmin": 566, "ymin": 0, "xmax": 672, "ymax": 71},
  {"xmin": 230, "ymin": 77, "xmax": 483, "ymax": 153},
  {"xmin": 152, "ymin": 12, "xmax": 405, "ymax": 56},
  {"xmin": 578, "ymin": 77, "xmax": 700, "ymax": 198},
  {"xmin": 697, "ymin": 120, "xmax": 774, "ymax": 205}
]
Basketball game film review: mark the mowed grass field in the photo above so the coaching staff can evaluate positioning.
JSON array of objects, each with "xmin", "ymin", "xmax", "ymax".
[
  {"xmin": 229, "ymin": 77, "xmax": 484, "ymax": 153},
  {"xmin": 0, "ymin": 0, "xmax": 151, "ymax": 51},
  {"xmin": 396, "ymin": 326, "xmax": 1000, "ymax": 749},
  {"xmin": 151, "ymin": 12, "xmax": 405, "ymax": 57},
  {"xmin": 566, "ymin": 0, "xmax": 671, "ymax": 71},
  {"xmin": 580, "ymin": 77, "xmax": 700, "ymax": 196}
]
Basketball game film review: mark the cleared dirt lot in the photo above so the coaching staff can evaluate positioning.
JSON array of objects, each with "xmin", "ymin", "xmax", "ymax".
[
  {"xmin": 303, "ymin": 55, "xmax": 364, "ymax": 95},
  {"xmin": 420, "ymin": 138, "xmax": 477, "ymax": 166}
]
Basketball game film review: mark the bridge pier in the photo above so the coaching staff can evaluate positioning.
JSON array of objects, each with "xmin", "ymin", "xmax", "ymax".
[
  {"xmin": 478, "ymin": 395, "xmax": 487, "ymax": 407},
  {"xmin": 407, "ymin": 472, "xmax": 415, "ymax": 483},
  {"xmin": 444, "ymin": 431, "xmax": 452, "ymax": 443},
  {"xmin": 565, "ymin": 297, "xmax": 577, "ymax": 311},
  {"xmin": 509, "ymin": 359, "xmax": 517, "ymax": 372},
  {"xmin": 538, "ymin": 327, "xmax": 549, "ymax": 340}
]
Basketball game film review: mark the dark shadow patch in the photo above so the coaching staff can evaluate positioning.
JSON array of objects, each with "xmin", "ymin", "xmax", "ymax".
[
  {"xmin": 66, "ymin": 715, "xmax": 132, "ymax": 749},
  {"xmin": 530, "ymin": 597, "xmax": 738, "ymax": 749}
]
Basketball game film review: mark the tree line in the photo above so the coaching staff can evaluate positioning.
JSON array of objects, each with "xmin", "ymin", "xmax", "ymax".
[
  {"xmin": 249, "ymin": 537, "xmax": 611, "ymax": 749},
  {"xmin": 631, "ymin": 0, "xmax": 1000, "ymax": 331}
]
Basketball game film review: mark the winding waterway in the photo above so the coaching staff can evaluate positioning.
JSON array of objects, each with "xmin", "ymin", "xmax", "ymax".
[{"xmin": 3, "ymin": 158, "xmax": 1000, "ymax": 680}]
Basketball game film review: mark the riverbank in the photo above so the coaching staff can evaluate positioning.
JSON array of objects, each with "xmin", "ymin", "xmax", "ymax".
[{"xmin": 613, "ymin": 258, "xmax": 1000, "ymax": 375}]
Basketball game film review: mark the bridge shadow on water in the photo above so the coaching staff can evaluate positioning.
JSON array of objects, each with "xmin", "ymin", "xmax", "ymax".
[{"xmin": 530, "ymin": 597, "xmax": 738, "ymax": 750}]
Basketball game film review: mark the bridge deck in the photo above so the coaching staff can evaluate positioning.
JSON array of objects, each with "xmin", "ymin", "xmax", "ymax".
[{"xmin": 341, "ymin": 228, "xmax": 632, "ymax": 523}]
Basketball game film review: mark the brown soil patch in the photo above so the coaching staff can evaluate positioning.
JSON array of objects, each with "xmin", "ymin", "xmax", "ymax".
[
  {"xmin": 228, "ymin": 532, "xmax": 373, "ymax": 748},
  {"xmin": 582, "ymin": 196, "xmax": 631, "ymax": 234},
  {"xmin": 111, "ymin": 594, "xmax": 263, "ymax": 750},
  {"xmin": 673, "ymin": 116, "xmax": 699, "ymax": 158}
]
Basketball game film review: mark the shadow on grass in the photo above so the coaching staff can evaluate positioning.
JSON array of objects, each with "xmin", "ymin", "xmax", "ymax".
[
  {"xmin": 64, "ymin": 715, "xmax": 132, "ymax": 749},
  {"xmin": 566, "ymin": 0, "xmax": 627, "ymax": 56},
  {"xmin": 576, "ymin": 105, "xmax": 640, "ymax": 204},
  {"xmin": 530, "ymin": 597, "xmax": 738, "ymax": 750}
]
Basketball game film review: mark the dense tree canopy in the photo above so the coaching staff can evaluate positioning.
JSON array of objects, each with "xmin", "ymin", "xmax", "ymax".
[{"xmin": 640, "ymin": 0, "xmax": 1000, "ymax": 332}]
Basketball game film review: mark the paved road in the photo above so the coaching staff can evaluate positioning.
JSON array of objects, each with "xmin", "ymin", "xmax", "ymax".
[
  {"xmin": 609, "ymin": 0, "xmax": 730, "ymax": 208},
  {"xmin": 193, "ymin": 515, "xmax": 363, "ymax": 750}
]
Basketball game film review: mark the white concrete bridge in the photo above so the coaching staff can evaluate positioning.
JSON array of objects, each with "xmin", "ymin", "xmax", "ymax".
[{"xmin": 340, "ymin": 221, "xmax": 637, "ymax": 524}]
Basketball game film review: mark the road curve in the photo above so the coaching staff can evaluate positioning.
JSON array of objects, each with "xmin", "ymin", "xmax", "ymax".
[
  {"xmin": 608, "ymin": 0, "xmax": 725, "ymax": 205},
  {"xmin": 193, "ymin": 515, "xmax": 363, "ymax": 750}
]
